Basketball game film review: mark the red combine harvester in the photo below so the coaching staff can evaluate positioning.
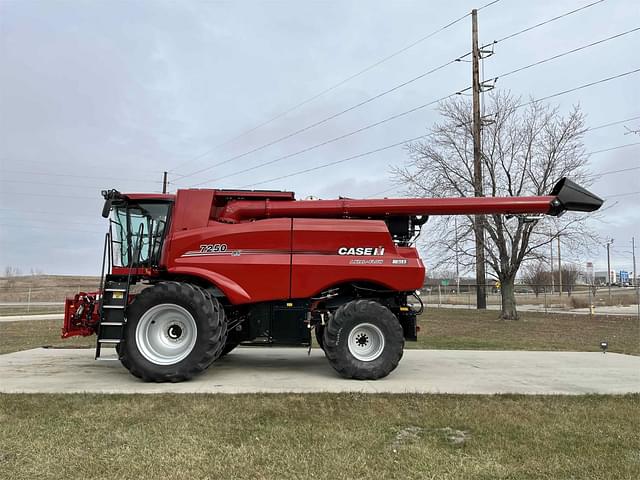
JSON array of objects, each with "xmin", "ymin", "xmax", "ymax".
[{"xmin": 63, "ymin": 178, "xmax": 602, "ymax": 382}]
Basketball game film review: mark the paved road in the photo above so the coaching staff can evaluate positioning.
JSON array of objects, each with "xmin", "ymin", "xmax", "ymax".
[
  {"xmin": 1, "ymin": 347, "xmax": 638, "ymax": 394},
  {"xmin": 0, "ymin": 302, "xmax": 62, "ymax": 307},
  {"xmin": 0, "ymin": 314, "xmax": 63, "ymax": 322}
]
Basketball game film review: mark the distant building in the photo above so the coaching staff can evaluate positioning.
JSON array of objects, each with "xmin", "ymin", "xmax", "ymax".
[{"xmin": 594, "ymin": 270, "xmax": 616, "ymax": 285}]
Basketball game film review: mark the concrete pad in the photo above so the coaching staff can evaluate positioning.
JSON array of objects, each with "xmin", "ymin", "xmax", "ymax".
[{"xmin": 1, "ymin": 347, "xmax": 639, "ymax": 395}]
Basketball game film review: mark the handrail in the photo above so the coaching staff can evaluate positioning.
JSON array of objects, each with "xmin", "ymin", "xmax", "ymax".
[{"xmin": 98, "ymin": 230, "xmax": 110, "ymax": 299}]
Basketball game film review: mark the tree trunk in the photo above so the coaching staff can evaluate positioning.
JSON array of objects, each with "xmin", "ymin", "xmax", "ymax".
[{"xmin": 500, "ymin": 276, "xmax": 519, "ymax": 320}]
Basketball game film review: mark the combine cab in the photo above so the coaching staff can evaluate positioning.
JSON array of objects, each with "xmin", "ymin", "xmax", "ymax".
[{"xmin": 63, "ymin": 178, "xmax": 602, "ymax": 382}]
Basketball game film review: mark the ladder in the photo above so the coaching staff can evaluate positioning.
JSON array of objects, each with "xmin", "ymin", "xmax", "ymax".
[
  {"xmin": 95, "ymin": 223, "xmax": 143, "ymax": 360},
  {"xmin": 95, "ymin": 277, "xmax": 128, "ymax": 360}
]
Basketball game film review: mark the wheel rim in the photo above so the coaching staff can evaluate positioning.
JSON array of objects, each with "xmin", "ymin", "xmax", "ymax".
[
  {"xmin": 347, "ymin": 322, "xmax": 385, "ymax": 362},
  {"xmin": 135, "ymin": 304, "xmax": 197, "ymax": 365}
]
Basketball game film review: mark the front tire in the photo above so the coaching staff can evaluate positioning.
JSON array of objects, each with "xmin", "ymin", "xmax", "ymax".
[
  {"xmin": 323, "ymin": 299, "xmax": 404, "ymax": 380},
  {"xmin": 119, "ymin": 282, "xmax": 226, "ymax": 382}
]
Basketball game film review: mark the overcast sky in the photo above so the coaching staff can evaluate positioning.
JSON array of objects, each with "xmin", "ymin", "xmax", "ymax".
[{"xmin": 1, "ymin": 0, "xmax": 638, "ymax": 276}]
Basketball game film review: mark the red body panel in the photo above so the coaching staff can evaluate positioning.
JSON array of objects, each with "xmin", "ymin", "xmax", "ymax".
[
  {"xmin": 165, "ymin": 217, "xmax": 424, "ymax": 304},
  {"xmin": 165, "ymin": 219, "xmax": 293, "ymax": 304},
  {"xmin": 290, "ymin": 219, "xmax": 424, "ymax": 298}
]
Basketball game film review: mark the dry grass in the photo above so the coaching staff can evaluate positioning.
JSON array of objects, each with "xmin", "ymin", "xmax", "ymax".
[
  {"xmin": 0, "ymin": 319, "xmax": 94, "ymax": 354},
  {"xmin": 0, "ymin": 393, "xmax": 638, "ymax": 480},
  {"xmin": 413, "ymin": 308, "xmax": 639, "ymax": 355},
  {"xmin": 0, "ymin": 275, "xmax": 100, "ymax": 303}
]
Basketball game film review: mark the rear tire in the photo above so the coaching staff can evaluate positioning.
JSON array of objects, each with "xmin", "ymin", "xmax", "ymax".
[
  {"xmin": 119, "ymin": 282, "xmax": 226, "ymax": 382},
  {"xmin": 323, "ymin": 299, "xmax": 403, "ymax": 380},
  {"xmin": 218, "ymin": 341, "xmax": 240, "ymax": 358}
]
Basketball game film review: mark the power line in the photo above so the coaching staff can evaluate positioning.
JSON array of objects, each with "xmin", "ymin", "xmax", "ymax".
[
  {"xmin": 524, "ymin": 68, "xmax": 640, "ymax": 105},
  {"xmin": 0, "ymin": 207, "xmax": 97, "ymax": 219},
  {"xmin": 0, "ymin": 179, "xmax": 146, "ymax": 190},
  {"xmin": 166, "ymin": 3, "xmax": 501, "ymax": 174},
  {"xmin": 188, "ymin": 92, "xmax": 459, "ymax": 188},
  {"xmin": 241, "ymin": 69, "xmax": 640, "ymax": 189},
  {"xmin": 1, "ymin": 159, "xmax": 165, "ymax": 175},
  {"xmin": 0, "ymin": 169, "xmax": 162, "ymax": 184},
  {"xmin": 372, "ymin": 163, "xmax": 640, "ymax": 199},
  {"xmin": 597, "ymin": 165, "xmax": 640, "ymax": 176},
  {"xmin": 231, "ymin": 113, "xmax": 640, "ymax": 198},
  {"xmin": 456, "ymin": 70, "xmax": 640, "ymax": 128},
  {"xmin": 587, "ymin": 114, "xmax": 640, "ymax": 131},
  {"xmin": 174, "ymin": 1, "xmax": 610, "ymax": 184},
  {"xmin": 606, "ymin": 191, "xmax": 640, "ymax": 198},
  {"xmin": 169, "ymin": 0, "xmax": 508, "ymax": 172},
  {"xmin": 242, "ymin": 135, "xmax": 426, "ymax": 188},
  {"xmin": 173, "ymin": 57, "xmax": 463, "ymax": 183},
  {"xmin": 0, "ymin": 223, "xmax": 104, "ymax": 235},
  {"xmin": 369, "ymin": 185, "xmax": 401, "ymax": 198},
  {"xmin": 191, "ymin": 57, "xmax": 640, "ymax": 189},
  {"xmin": 496, "ymin": 27, "xmax": 640, "ymax": 80},
  {"xmin": 588, "ymin": 142, "xmax": 640, "ymax": 155},
  {"xmin": 491, "ymin": 0, "xmax": 606, "ymax": 45},
  {"xmin": 0, "ymin": 191, "xmax": 98, "ymax": 200},
  {"xmin": 0, "ymin": 215, "xmax": 104, "ymax": 227}
]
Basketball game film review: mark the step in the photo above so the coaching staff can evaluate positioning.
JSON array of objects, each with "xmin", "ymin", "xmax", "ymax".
[
  {"xmin": 98, "ymin": 339, "xmax": 121, "ymax": 344},
  {"xmin": 103, "ymin": 305, "xmax": 125, "ymax": 310},
  {"xmin": 100, "ymin": 322, "xmax": 124, "ymax": 326}
]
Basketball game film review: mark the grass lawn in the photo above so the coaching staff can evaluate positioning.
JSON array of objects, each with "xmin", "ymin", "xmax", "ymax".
[
  {"xmin": 0, "ymin": 319, "xmax": 94, "ymax": 354},
  {"xmin": 0, "ymin": 393, "xmax": 638, "ymax": 480},
  {"xmin": 1, "ymin": 308, "xmax": 638, "ymax": 355},
  {"xmin": 415, "ymin": 308, "xmax": 640, "ymax": 355}
]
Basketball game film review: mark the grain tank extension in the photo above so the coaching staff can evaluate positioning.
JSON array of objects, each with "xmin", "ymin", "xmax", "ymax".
[{"xmin": 62, "ymin": 178, "xmax": 602, "ymax": 382}]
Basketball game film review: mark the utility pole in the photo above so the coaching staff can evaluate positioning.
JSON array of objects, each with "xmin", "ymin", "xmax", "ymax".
[
  {"xmin": 633, "ymin": 237, "xmax": 637, "ymax": 288},
  {"xmin": 605, "ymin": 238, "xmax": 614, "ymax": 302},
  {"xmin": 471, "ymin": 9, "xmax": 486, "ymax": 309},
  {"xmin": 455, "ymin": 217, "xmax": 460, "ymax": 294},
  {"xmin": 550, "ymin": 231, "xmax": 554, "ymax": 294},
  {"xmin": 633, "ymin": 236, "xmax": 639, "ymax": 321},
  {"xmin": 162, "ymin": 171, "xmax": 168, "ymax": 194},
  {"xmin": 557, "ymin": 235, "xmax": 563, "ymax": 296}
]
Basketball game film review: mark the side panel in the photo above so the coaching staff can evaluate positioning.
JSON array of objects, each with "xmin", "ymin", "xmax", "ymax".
[
  {"xmin": 165, "ymin": 218, "xmax": 292, "ymax": 304},
  {"xmin": 290, "ymin": 218, "xmax": 425, "ymax": 298}
]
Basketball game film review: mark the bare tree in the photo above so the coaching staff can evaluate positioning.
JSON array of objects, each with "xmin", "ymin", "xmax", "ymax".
[
  {"xmin": 558, "ymin": 264, "xmax": 582, "ymax": 295},
  {"xmin": 4, "ymin": 266, "xmax": 21, "ymax": 278},
  {"xmin": 392, "ymin": 91, "xmax": 598, "ymax": 319},
  {"xmin": 522, "ymin": 261, "xmax": 551, "ymax": 297}
]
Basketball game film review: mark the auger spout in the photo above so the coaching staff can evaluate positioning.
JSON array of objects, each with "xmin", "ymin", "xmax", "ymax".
[{"xmin": 216, "ymin": 177, "xmax": 602, "ymax": 222}]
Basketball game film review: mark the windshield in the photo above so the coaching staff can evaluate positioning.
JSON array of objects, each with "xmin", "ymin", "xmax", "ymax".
[{"xmin": 110, "ymin": 202, "xmax": 171, "ymax": 268}]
